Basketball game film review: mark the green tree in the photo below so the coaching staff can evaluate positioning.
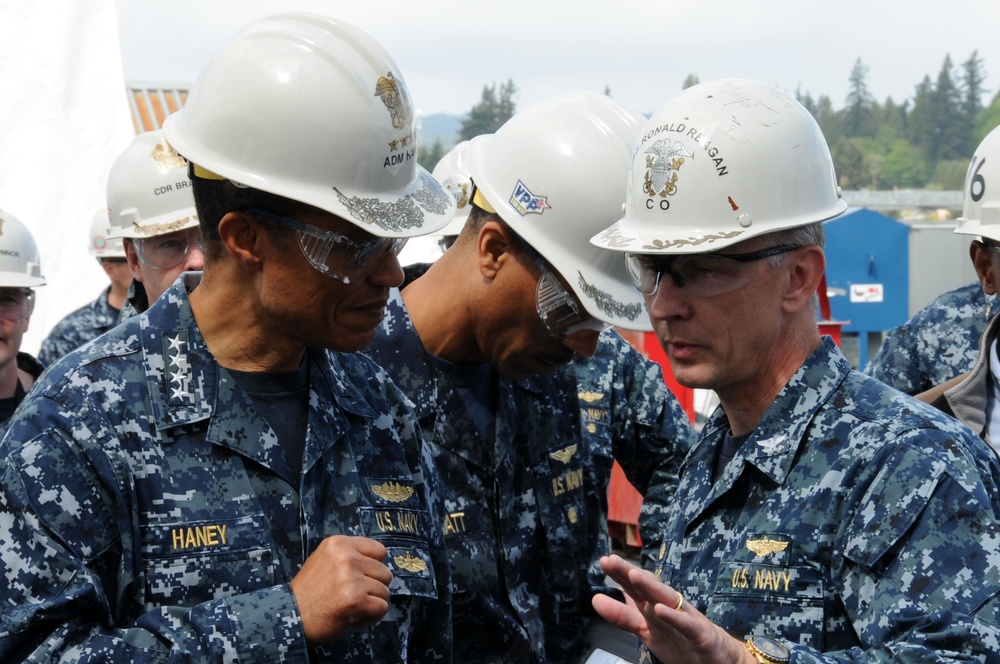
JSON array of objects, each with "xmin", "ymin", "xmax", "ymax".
[
  {"xmin": 682, "ymin": 74, "xmax": 700, "ymax": 89},
  {"xmin": 418, "ymin": 137, "xmax": 446, "ymax": 171},
  {"xmin": 974, "ymin": 92, "xmax": 1000, "ymax": 145},
  {"xmin": 458, "ymin": 80, "xmax": 518, "ymax": 140},
  {"xmin": 844, "ymin": 58, "xmax": 875, "ymax": 137},
  {"xmin": 960, "ymin": 50, "xmax": 988, "ymax": 153},
  {"xmin": 927, "ymin": 159, "xmax": 969, "ymax": 189},
  {"xmin": 832, "ymin": 137, "xmax": 877, "ymax": 189},
  {"xmin": 880, "ymin": 139, "xmax": 926, "ymax": 188}
]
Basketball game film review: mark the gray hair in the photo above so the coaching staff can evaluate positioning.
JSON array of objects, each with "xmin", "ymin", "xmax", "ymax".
[{"xmin": 759, "ymin": 222, "xmax": 825, "ymax": 268}]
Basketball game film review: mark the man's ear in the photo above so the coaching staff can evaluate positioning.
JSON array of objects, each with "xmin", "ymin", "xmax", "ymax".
[
  {"xmin": 783, "ymin": 245, "xmax": 826, "ymax": 314},
  {"xmin": 218, "ymin": 212, "xmax": 265, "ymax": 273},
  {"xmin": 476, "ymin": 219, "xmax": 517, "ymax": 281},
  {"xmin": 971, "ymin": 241, "xmax": 999, "ymax": 295},
  {"xmin": 123, "ymin": 239, "xmax": 144, "ymax": 283}
]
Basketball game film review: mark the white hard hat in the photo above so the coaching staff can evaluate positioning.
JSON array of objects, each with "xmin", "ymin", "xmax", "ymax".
[
  {"xmin": 467, "ymin": 91, "xmax": 650, "ymax": 330},
  {"xmin": 106, "ymin": 130, "xmax": 199, "ymax": 240},
  {"xmin": 955, "ymin": 124, "xmax": 1000, "ymax": 242},
  {"xmin": 592, "ymin": 79, "xmax": 846, "ymax": 255},
  {"xmin": 0, "ymin": 207, "xmax": 45, "ymax": 288},
  {"xmin": 432, "ymin": 140, "xmax": 474, "ymax": 237},
  {"xmin": 89, "ymin": 209, "xmax": 126, "ymax": 258},
  {"xmin": 163, "ymin": 12, "xmax": 454, "ymax": 238}
]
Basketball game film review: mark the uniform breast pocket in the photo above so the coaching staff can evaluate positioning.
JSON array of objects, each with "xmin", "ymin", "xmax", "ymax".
[
  {"xmin": 357, "ymin": 506, "xmax": 439, "ymax": 599},
  {"xmin": 140, "ymin": 514, "xmax": 278, "ymax": 609},
  {"xmin": 710, "ymin": 561, "xmax": 826, "ymax": 649}
]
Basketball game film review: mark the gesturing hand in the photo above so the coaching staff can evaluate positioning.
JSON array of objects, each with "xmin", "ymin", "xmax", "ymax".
[{"xmin": 592, "ymin": 555, "xmax": 755, "ymax": 664}]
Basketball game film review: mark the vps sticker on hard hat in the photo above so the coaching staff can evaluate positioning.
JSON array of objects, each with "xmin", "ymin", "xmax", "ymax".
[{"xmin": 509, "ymin": 180, "xmax": 551, "ymax": 216}]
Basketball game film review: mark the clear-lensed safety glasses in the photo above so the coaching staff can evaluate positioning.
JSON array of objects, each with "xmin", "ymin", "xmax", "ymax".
[
  {"xmin": 246, "ymin": 209, "xmax": 406, "ymax": 284},
  {"xmin": 625, "ymin": 244, "xmax": 803, "ymax": 297},
  {"xmin": 0, "ymin": 289, "xmax": 34, "ymax": 323},
  {"xmin": 519, "ymin": 240, "xmax": 611, "ymax": 339},
  {"xmin": 134, "ymin": 227, "xmax": 204, "ymax": 271}
]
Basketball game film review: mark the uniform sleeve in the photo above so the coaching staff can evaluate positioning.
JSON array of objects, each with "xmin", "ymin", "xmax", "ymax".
[
  {"xmin": 602, "ymin": 343, "xmax": 695, "ymax": 570},
  {"xmin": 864, "ymin": 323, "xmax": 925, "ymax": 394},
  {"xmin": 0, "ymin": 400, "xmax": 309, "ymax": 663},
  {"xmin": 794, "ymin": 437, "xmax": 1000, "ymax": 663}
]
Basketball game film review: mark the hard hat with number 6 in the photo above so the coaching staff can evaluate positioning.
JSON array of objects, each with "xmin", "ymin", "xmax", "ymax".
[
  {"xmin": 88, "ymin": 209, "xmax": 126, "ymax": 259},
  {"xmin": 163, "ymin": 12, "xmax": 454, "ymax": 238},
  {"xmin": 466, "ymin": 91, "xmax": 650, "ymax": 330},
  {"xmin": 955, "ymin": 124, "xmax": 1000, "ymax": 242},
  {"xmin": 591, "ymin": 79, "xmax": 847, "ymax": 255},
  {"xmin": 106, "ymin": 130, "xmax": 199, "ymax": 241},
  {"xmin": 0, "ymin": 207, "xmax": 45, "ymax": 288}
]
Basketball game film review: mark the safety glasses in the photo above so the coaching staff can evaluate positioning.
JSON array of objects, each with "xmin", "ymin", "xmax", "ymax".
[
  {"xmin": 519, "ymin": 240, "xmax": 610, "ymax": 339},
  {"xmin": 246, "ymin": 209, "xmax": 406, "ymax": 284},
  {"xmin": 625, "ymin": 244, "xmax": 803, "ymax": 297},
  {"xmin": 134, "ymin": 228, "xmax": 204, "ymax": 270},
  {"xmin": 0, "ymin": 289, "xmax": 34, "ymax": 323}
]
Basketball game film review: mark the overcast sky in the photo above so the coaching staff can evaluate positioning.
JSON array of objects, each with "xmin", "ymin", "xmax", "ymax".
[{"xmin": 117, "ymin": 0, "xmax": 1000, "ymax": 118}]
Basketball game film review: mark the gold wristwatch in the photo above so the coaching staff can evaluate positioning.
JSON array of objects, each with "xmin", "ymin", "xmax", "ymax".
[{"xmin": 745, "ymin": 635, "xmax": 791, "ymax": 664}]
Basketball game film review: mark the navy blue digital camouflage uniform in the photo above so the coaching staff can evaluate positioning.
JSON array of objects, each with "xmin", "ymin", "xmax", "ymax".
[
  {"xmin": 118, "ymin": 279, "xmax": 148, "ymax": 322},
  {"xmin": 647, "ymin": 337, "xmax": 1000, "ymax": 661},
  {"xmin": 368, "ymin": 291, "xmax": 694, "ymax": 663},
  {"xmin": 0, "ymin": 275, "xmax": 452, "ymax": 663},
  {"xmin": 38, "ymin": 287, "xmax": 119, "ymax": 366},
  {"xmin": 865, "ymin": 281, "xmax": 997, "ymax": 394},
  {"xmin": 572, "ymin": 329, "xmax": 695, "ymax": 572}
]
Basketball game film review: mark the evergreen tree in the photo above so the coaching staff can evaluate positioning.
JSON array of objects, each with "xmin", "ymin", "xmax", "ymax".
[
  {"xmin": 930, "ymin": 55, "xmax": 965, "ymax": 162},
  {"xmin": 960, "ymin": 50, "xmax": 988, "ymax": 153},
  {"xmin": 844, "ymin": 58, "xmax": 875, "ymax": 137},
  {"xmin": 682, "ymin": 74, "xmax": 700, "ymax": 89},
  {"xmin": 418, "ymin": 137, "xmax": 446, "ymax": 172},
  {"xmin": 458, "ymin": 80, "xmax": 518, "ymax": 140},
  {"xmin": 974, "ymin": 92, "xmax": 1000, "ymax": 145}
]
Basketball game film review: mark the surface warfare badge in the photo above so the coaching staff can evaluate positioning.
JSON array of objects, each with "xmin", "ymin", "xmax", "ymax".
[
  {"xmin": 644, "ymin": 139, "xmax": 692, "ymax": 198},
  {"xmin": 509, "ymin": 180, "xmax": 551, "ymax": 216}
]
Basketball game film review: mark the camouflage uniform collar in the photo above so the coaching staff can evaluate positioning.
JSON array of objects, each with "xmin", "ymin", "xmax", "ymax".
[
  {"xmin": 91, "ymin": 286, "xmax": 118, "ymax": 327},
  {"xmin": 700, "ymin": 337, "xmax": 850, "ymax": 488},
  {"xmin": 139, "ymin": 274, "xmax": 217, "ymax": 431}
]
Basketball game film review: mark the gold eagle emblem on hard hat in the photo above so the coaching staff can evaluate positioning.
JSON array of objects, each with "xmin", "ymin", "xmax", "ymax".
[
  {"xmin": 149, "ymin": 141, "xmax": 188, "ymax": 171},
  {"xmin": 394, "ymin": 551, "xmax": 427, "ymax": 573},
  {"xmin": 549, "ymin": 444, "xmax": 578, "ymax": 465},
  {"xmin": 745, "ymin": 537, "xmax": 789, "ymax": 557},
  {"xmin": 371, "ymin": 481, "xmax": 414, "ymax": 503},
  {"xmin": 374, "ymin": 72, "xmax": 413, "ymax": 130}
]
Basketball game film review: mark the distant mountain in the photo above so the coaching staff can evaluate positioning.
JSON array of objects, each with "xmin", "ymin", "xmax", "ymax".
[{"xmin": 418, "ymin": 113, "xmax": 463, "ymax": 150}]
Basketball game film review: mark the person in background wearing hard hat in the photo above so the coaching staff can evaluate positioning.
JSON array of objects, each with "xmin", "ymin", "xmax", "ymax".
[
  {"xmin": 367, "ymin": 92, "xmax": 694, "ymax": 664},
  {"xmin": 399, "ymin": 140, "xmax": 473, "ymax": 288},
  {"xmin": 588, "ymin": 79, "xmax": 1000, "ymax": 663},
  {"xmin": 916, "ymin": 125, "xmax": 1000, "ymax": 457},
  {"xmin": 864, "ymin": 280, "xmax": 997, "ymax": 395},
  {"xmin": 37, "ymin": 209, "xmax": 132, "ymax": 366},
  {"xmin": 105, "ymin": 128, "xmax": 205, "ymax": 319},
  {"xmin": 0, "ymin": 14, "xmax": 455, "ymax": 663},
  {"xmin": 426, "ymin": 138, "xmax": 696, "ymax": 580},
  {"xmin": 0, "ymin": 207, "xmax": 45, "ymax": 429}
]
